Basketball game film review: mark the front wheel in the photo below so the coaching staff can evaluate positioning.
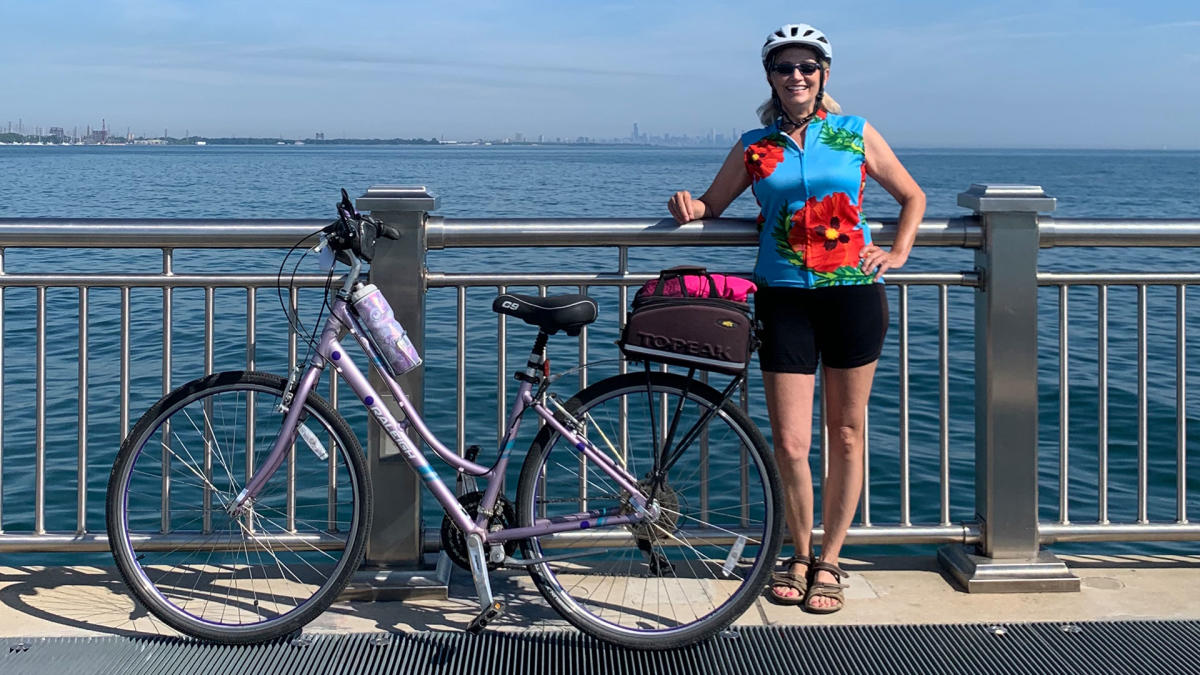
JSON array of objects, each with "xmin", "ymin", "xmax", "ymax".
[
  {"xmin": 106, "ymin": 371, "xmax": 371, "ymax": 643},
  {"xmin": 516, "ymin": 371, "xmax": 782, "ymax": 649}
]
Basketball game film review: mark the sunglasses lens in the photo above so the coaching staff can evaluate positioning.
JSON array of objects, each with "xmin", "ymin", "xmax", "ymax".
[{"xmin": 772, "ymin": 63, "xmax": 820, "ymax": 76}]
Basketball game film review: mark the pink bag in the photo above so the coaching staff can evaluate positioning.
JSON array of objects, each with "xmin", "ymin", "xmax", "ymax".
[{"xmin": 638, "ymin": 266, "xmax": 757, "ymax": 303}]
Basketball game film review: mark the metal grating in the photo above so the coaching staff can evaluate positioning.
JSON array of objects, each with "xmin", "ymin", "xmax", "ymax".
[{"xmin": 4, "ymin": 621, "xmax": 1200, "ymax": 675}]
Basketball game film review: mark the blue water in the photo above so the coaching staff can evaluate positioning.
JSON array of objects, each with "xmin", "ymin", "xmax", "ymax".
[{"xmin": 1, "ymin": 144, "xmax": 1198, "ymax": 559}]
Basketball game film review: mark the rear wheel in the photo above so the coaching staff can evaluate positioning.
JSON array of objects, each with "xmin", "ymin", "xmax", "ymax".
[
  {"xmin": 516, "ymin": 371, "xmax": 781, "ymax": 649},
  {"xmin": 106, "ymin": 371, "xmax": 371, "ymax": 643}
]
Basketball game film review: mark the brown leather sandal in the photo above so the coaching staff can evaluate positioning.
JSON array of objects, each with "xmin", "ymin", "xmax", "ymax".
[
  {"xmin": 767, "ymin": 554, "xmax": 811, "ymax": 606},
  {"xmin": 804, "ymin": 561, "xmax": 848, "ymax": 614}
]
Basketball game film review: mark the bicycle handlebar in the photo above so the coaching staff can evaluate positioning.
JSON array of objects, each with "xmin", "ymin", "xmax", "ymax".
[{"xmin": 323, "ymin": 188, "xmax": 400, "ymax": 264}]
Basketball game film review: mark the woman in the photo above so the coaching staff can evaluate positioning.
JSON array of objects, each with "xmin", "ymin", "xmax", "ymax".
[{"xmin": 667, "ymin": 23, "xmax": 925, "ymax": 613}]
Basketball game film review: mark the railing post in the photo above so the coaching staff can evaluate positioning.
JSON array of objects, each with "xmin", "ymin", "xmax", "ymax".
[
  {"xmin": 938, "ymin": 184, "xmax": 1079, "ymax": 592},
  {"xmin": 345, "ymin": 185, "xmax": 448, "ymax": 598}
]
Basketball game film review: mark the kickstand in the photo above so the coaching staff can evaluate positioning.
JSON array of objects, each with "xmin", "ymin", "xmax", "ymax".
[{"xmin": 464, "ymin": 533, "xmax": 505, "ymax": 634}]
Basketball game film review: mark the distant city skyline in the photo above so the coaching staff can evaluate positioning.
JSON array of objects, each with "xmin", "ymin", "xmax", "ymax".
[
  {"xmin": 1, "ymin": 116, "xmax": 746, "ymax": 147},
  {"xmin": 2, "ymin": 1, "xmax": 1199, "ymax": 149}
]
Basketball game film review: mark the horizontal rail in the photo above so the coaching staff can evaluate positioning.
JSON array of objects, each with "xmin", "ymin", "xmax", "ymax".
[
  {"xmin": 1039, "ymin": 524, "xmax": 1200, "ymax": 543},
  {"xmin": 0, "ymin": 219, "xmax": 327, "ymax": 247},
  {"xmin": 1, "ymin": 217, "xmax": 1196, "ymax": 250},
  {"xmin": 1041, "ymin": 219, "xmax": 1200, "ymax": 246},
  {"xmin": 1039, "ymin": 272, "xmax": 1200, "ymax": 285},
  {"xmin": 427, "ymin": 271, "xmax": 980, "ymax": 288},
  {"xmin": 427, "ymin": 217, "xmax": 979, "ymax": 249},
  {"xmin": 419, "ymin": 524, "xmax": 982, "ymax": 551},
  {"xmin": 0, "ymin": 274, "xmax": 332, "ymax": 287},
  {"xmin": 0, "ymin": 532, "xmax": 345, "ymax": 552}
]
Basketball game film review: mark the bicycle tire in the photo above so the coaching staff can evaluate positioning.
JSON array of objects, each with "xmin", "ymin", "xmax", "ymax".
[
  {"xmin": 516, "ymin": 371, "xmax": 782, "ymax": 649},
  {"xmin": 106, "ymin": 370, "xmax": 371, "ymax": 643}
]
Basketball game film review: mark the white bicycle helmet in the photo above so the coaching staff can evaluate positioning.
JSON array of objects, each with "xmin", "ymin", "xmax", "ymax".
[{"xmin": 761, "ymin": 23, "xmax": 832, "ymax": 63}]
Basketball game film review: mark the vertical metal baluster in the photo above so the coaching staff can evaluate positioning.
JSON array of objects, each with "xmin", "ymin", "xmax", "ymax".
[
  {"xmin": 578, "ymin": 284, "xmax": 588, "ymax": 389},
  {"xmin": 618, "ymin": 250, "xmax": 629, "ymax": 468},
  {"xmin": 1098, "ymin": 286, "xmax": 1109, "ymax": 523},
  {"xmin": 938, "ymin": 284, "xmax": 950, "ymax": 526},
  {"xmin": 77, "ymin": 287, "xmax": 88, "ymax": 534},
  {"xmin": 497, "ymin": 284, "xmax": 507, "ymax": 445},
  {"xmin": 577, "ymin": 285, "xmax": 588, "ymax": 510},
  {"xmin": 204, "ymin": 287, "xmax": 214, "ymax": 534},
  {"xmin": 1059, "ymin": 285, "xmax": 1070, "ymax": 524},
  {"xmin": 0, "ymin": 249, "xmax": 5, "ymax": 532},
  {"xmin": 328, "ymin": 369, "xmax": 338, "ymax": 530},
  {"xmin": 861, "ymin": 405, "xmax": 871, "ymax": 526},
  {"xmin": 1137, "ymin": 285, "xmax": 1148, "ymax": 524},
  {"xmin": 246, "ymin": 286, "xmax": 256, "ymax": 533},
  {"xmin": 161, "ymin": 250, "xmax": 173, "ymax": 535},
  {"xmin": 899, "ymin": 284, "xmax": 910, "ymax": 526},
  {"xmin": 205, "ymin": 288, "xmax": 214, "ymax": 375},
  {"xmin": 741, "ymin": 375, "xmax": 750, "ymax": 528},
  {"xmin": 457, "ymin": 287, "xmax": 466, "ymax": 456},
  {"xmin": 1178, "ymin": 285, "xmax": 1188, "ymax": 524},
  {"xmin": 288, "ymin": 286, "xmax": 298, "ymax": 532},
  {"xmin": 35, "ymin": 287, "xmax": 46, "ymax": 535},
  {"xmin": 246, "ymin": 286, "xmax": 256, "ymax": 370},
  {"xmin": 700, "ymin": 371, "xmax": 709, "ymax": 522},
  {"xmin": 532, "ymin": 284, "xmax": 552, "ymax": 510},
  {"xmin": 820, "ymin": 381, "xmax": 829, "ymax": 480},
  {"xmin": 121, "ymin": 287, "xmax": 130, "ymax": 435}
]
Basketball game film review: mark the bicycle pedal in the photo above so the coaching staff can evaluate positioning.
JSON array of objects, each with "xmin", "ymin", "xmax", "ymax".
[{"xmin": 466, "ymin": 600, "xmax": 504, "ymax": 634}]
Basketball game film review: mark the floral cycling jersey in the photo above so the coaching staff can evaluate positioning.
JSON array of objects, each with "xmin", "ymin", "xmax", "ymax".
[{"xmin": 741, "ymin": 110, "xmax": 878, "ymax": 288}]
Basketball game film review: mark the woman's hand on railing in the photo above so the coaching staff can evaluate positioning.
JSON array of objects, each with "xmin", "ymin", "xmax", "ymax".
[{"xmin": 667, "ymin": 190, "xmax": 708, "ymax": 224}]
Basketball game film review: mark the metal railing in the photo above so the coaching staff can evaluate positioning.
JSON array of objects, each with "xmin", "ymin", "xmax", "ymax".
[
  {"xmin": 0, "ymin": 220, "xmax": 329, "ymax": 551},
  {"xmin": 0, "ymin": 184, "xmax": 1195, "ymax": 593}
]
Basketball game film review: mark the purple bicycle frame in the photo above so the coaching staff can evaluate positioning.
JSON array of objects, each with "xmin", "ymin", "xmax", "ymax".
[{"xmin": 232, "ymin": 293, "xmax": 650, "ymax": 544}]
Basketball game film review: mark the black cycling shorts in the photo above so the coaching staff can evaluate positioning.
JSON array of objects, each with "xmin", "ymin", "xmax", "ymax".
[{"xmin": 755, "ymin": 284, "xmax": 889, "ymax": 374}]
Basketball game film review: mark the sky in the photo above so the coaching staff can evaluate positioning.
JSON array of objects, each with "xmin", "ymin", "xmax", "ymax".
[{"xmin": 2, "ymin": 0, "xmax": 1199, "ymax": 148}]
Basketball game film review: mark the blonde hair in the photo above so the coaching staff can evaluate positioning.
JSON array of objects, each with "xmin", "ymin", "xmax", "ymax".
[
  {"xmin": 757, "ymin": 49, "xmax": 841, "ymax": 126},
  {"xmin": 756, "ymin": 91, "xmax": 841, "ymax": 126}
]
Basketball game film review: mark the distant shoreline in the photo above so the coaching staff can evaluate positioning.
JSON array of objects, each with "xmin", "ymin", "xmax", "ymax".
[{"xmin": 0, "ymin": 141, "xmax": 1196, "ymax": 152}]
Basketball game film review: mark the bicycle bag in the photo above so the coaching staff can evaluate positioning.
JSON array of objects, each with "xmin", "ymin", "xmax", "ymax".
[{"xmin": 618, "ymin": 266, "xmax": 757, "ymax": 375}]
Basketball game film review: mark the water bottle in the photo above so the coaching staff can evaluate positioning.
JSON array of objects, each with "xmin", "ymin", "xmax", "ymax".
[{"xmin": 350, "ymin": 284, "xmax": 422, "ymax": 376}]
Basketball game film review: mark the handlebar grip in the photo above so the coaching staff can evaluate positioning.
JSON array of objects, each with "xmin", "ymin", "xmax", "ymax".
[{"xmin": 379, "ymin": 223, "xmax": 402, "ymax": 240}]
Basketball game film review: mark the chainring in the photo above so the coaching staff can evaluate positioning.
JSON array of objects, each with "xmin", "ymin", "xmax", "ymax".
[{"xmin": 440, "ymin": 491, "xmax": 518, "ymax": 571}]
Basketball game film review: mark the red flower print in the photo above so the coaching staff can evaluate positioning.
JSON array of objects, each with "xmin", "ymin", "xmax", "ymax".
[
  {"xmin": 744, "ymin": 139, "xmax": 784, "ymax": 180},
  {"xmin": 786, "ymin": 192, "xmax": 864, "ymax": 273}
]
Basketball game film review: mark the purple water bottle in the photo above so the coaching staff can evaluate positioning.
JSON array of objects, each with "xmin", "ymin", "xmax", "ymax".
[{"xmin": 349, "ymin": 284, "xmax": 422, "ymax": 376}]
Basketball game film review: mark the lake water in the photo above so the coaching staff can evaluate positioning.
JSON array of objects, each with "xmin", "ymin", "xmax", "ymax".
[{"xmin": 1, "ymin": 144, "xmax": 1198, "ymax": 558}]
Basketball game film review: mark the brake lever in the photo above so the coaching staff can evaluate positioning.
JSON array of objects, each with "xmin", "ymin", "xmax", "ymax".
[
  {"xmin": 339, "ymin": 188, "xmax": 358, "ymax": 218},
  {"xmin": 378, "ymin": 222, "xmax": 401, "ymax": 240}
]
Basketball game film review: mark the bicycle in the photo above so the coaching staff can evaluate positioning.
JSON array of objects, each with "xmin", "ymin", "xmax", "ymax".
[{"xmin": 106, "ymin": 191, "xmax": 783, "ymax": 649}]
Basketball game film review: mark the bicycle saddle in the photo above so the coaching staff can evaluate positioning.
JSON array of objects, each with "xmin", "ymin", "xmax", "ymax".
[{"xmin": 492, "ymin": 293, "xmax": 598, "ymax": 336}]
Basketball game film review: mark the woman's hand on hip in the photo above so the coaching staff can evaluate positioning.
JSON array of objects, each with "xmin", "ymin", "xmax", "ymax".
[
  {"xmin": 859, "ymin": 244, "xmax": 907, "ymax": 282},
  {"xmin": 667, "ymin": 190, "xmax": 706, "ymax": 224}
]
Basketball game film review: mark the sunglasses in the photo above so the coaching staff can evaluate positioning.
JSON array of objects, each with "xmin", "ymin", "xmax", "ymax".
[{"xmin": 770, "ymin": 62, "xmax": 822, "ymax": 76}]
